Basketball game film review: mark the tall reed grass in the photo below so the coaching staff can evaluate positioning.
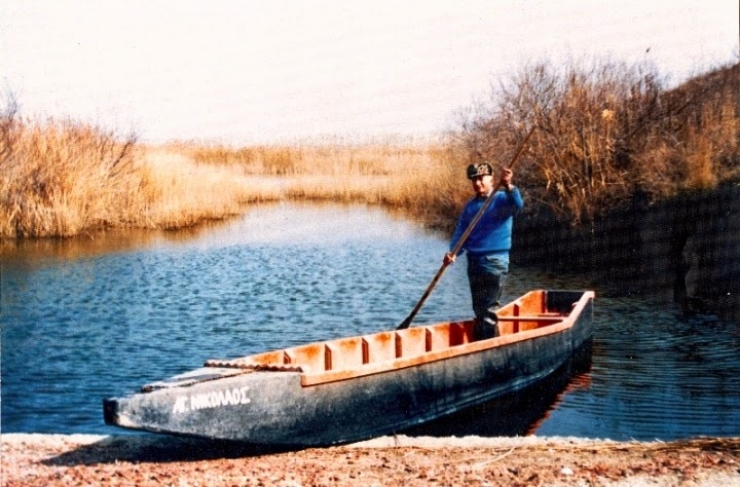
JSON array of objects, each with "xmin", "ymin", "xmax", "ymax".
[
  {"xmin": 0, "ymin": 105, "xmax": 141, "ymax": 237},
  {"xmin": 3, "ymin": 59, "xmax": 736, "ymax": 238},
  {"xmin": 135, "ymin": 147, "xmax": 284, "ymax": 229},
  {"xmin": 0, "ymin": 99, "xmax": 454, "ymax": 238},
  {"xmin": 0, "ymin": 106, "xmax": 283, "ymax": 237},
  {"xmin": 165, "ymin": 137, "xmax": 441, "ymax": 176},
  {"xmin": 164, "ymin": 139, "xmax": 463, "ymax": 228}
]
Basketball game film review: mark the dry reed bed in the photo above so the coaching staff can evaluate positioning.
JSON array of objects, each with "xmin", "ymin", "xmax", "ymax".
[
  {"xmin": 1, "ymin": 59, "xmax": 738, "ymax": 238},
  {"xmin": 0, "ymin": 114, "xmax": 453, "ymax": 238},
  {"xmin": 0, "ymin": 117, "xmax": 140, "ymax": 237}
]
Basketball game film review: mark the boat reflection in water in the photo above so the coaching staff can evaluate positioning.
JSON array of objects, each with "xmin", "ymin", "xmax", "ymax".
[{"xmin": 402, "ymin": 340, "xmax": 593, "ymax": 438}]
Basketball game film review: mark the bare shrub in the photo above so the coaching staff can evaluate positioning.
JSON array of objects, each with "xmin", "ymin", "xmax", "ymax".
[
  {"xmin": 631, "ymin": 63, "xmax": 740, "ymax": 197},
  {"xmin": 454, "ymin": 59, "xmax": 740, "ymax": 225}
]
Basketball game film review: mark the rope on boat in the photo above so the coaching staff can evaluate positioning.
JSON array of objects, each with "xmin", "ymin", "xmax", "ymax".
[{"xmin": 204, "ymin": 359, "xmax": 304, "ymax": 373}]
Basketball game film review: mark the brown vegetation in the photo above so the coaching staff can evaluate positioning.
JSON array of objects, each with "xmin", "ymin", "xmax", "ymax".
[
  {"xmin": 0, "ymin": 100, "xmax": 140, "ymax": 237},
  {"xmin": 454, "ymin": 59, "xmax": 740, "ymax": 225},
  {"xmin": 1, "ymin": 60, "xmax": 738, "ymax": 238},
  {"xmin": 0, "ymin": 102, "xmax": 290, "ymax": 237},
  {"xmin": 0, "ymin": 107, "xmax": 459, "ymax": 238},
  {"xmin": 169, "ymin": 138, "xmax": 465, "ymax": 227}
]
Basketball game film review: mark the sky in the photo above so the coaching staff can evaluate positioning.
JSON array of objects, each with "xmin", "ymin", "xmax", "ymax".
[{"xmin": 2, "ymin": 1, "xmax": 738, "ymax": 145}]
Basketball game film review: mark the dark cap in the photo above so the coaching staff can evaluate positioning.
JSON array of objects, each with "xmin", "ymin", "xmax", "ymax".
[{"xmin": 466, "ymin": 163, "xmax": 493, "ymax": 179}]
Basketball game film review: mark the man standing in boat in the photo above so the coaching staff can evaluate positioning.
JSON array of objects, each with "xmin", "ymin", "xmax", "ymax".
[{"xmin": 444, "ymin": 163, "xmax": 523, "ymax": 340}]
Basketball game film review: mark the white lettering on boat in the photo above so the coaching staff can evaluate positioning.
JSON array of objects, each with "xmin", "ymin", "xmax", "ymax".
[{"xmin": 172, "ymin": 386, "xmax": 251, "ymax": 414}]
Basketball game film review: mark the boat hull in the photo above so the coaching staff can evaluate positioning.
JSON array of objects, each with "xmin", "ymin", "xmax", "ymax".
[{"xmin": 104, "ymin": 290, "xmax": 593, "ymax": 446}]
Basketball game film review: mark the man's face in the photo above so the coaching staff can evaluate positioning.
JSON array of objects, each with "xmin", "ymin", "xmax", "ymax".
[{"xmin": 470, "ymin": 174, "xmax": 494, "ymax": 197}]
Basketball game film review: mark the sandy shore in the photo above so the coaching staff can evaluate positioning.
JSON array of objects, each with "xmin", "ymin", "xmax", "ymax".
[{"xmin": 2, "ymin": 433, "xmax": 739, "ymax": 486}]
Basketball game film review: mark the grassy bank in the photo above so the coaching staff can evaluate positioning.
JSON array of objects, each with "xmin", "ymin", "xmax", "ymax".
[
  {"xmin": 1, "ymin": 60, "xmax": 737, "ymax": 239},
  {"xmin": 0, "ymin": 106, "xmax": 463, "ymax": 238},
  {"xmin": 166, "ymin": 138, "xmax": 465, "ymax": 228},
  {"xmin": 0, "ymin": 104, "xmax": 288, "ymax": 237}
]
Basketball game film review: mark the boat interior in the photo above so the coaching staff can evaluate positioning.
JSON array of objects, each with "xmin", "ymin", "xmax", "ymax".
[{"xmin": 206, "ymin": 290, "xmax": 585, "ymax": 381}]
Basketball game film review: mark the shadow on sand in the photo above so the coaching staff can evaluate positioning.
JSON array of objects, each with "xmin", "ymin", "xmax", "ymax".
[{"xmin": 41, "ymin": 435, "xmax": 302, "ymax": 467}]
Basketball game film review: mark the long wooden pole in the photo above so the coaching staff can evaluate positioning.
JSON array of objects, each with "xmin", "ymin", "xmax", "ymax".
[{"xmin": 396, "ymin": 127, "xmax": 535, "ymax": 330}]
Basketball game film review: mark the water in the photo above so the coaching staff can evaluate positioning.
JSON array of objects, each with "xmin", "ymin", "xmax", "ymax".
[{"xmin": 2, "ymin": 202, "xmax": 739, "ymax": 441}]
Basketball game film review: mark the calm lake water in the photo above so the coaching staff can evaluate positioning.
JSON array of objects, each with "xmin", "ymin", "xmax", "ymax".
[{"xmin": 2, "ymin": 202, "xmax": 739, "ymax": 441}]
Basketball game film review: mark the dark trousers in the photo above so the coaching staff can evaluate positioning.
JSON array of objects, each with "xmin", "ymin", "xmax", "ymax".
[{"xmin": 467, "ymin": 253, "xmax": 509, "ymax": 340}]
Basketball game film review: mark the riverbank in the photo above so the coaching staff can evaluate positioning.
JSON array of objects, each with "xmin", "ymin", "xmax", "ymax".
[{"xmin": 2, "ymin": 433, "xmax": 738, "ymax": 486}]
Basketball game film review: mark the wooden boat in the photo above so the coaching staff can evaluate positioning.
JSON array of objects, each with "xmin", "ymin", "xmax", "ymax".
[{"xmin": 103, "ymin": 289, "xmax": 594, "ymax": 447}]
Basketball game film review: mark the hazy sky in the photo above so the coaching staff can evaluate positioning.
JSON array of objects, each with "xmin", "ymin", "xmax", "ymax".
[{"xmin": 2, "ymin": 1, "xmax": 738, "ymax": 144}]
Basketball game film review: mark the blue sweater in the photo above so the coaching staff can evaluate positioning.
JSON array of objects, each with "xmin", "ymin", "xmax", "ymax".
[{"xmin": 449, "ymin": 188, "xmax": 523, "ymax": 256}]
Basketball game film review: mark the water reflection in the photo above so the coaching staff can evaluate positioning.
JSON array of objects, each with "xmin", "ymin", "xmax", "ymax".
[
  {"xmin": 1, "ymin": 229, "xmax": 160, "ymax": 271},
  {"xmin": 2, "ymin": 202, "xmax": 739, "ymax": 441}
]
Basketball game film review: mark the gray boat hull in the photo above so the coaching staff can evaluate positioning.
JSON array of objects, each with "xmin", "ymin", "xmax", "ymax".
[{"xmin": 104, "ymin": 290, "xmax": 593, "ymax": 446}]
